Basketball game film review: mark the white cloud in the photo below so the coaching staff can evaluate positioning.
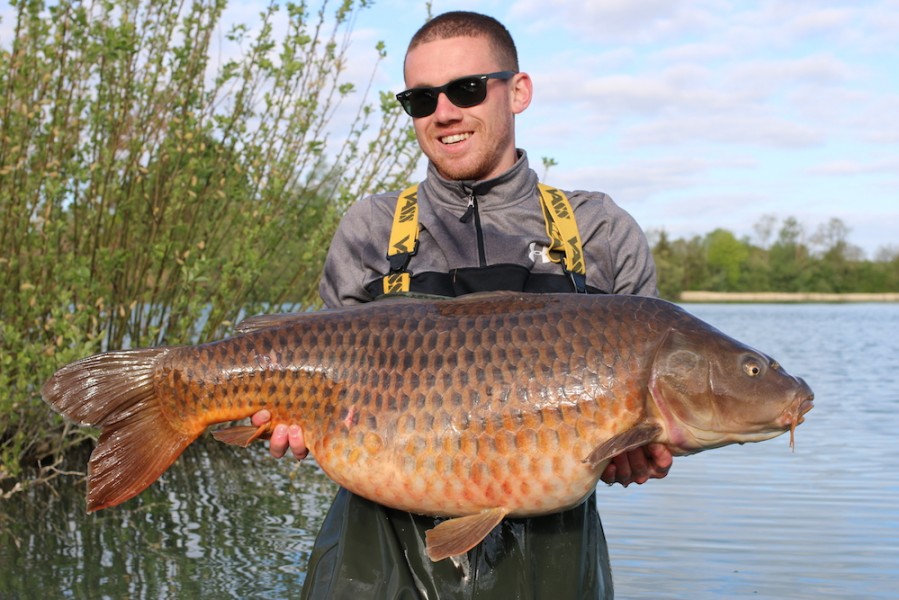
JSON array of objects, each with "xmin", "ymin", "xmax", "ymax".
[
  {"xmin": 559, "ymin": 156, "xmax": 745, "ymax": 203},
  {"xmin": 624, "ymin": 113, "xmax": 825, "ymax": 147},
  {"xmin": 511, "ymin": 0, "xmax": 721, "ymax": 44},
  {"xmin": 726, "ymin": 55, "xmax": 852, "ymax": 91},
  {"xmin": 806, "ymin": 158, "xmax": 899, "ymax": 177},
  {"xmin": 790, "ymin": 8, "xmax": 855, "ymax": 35}
]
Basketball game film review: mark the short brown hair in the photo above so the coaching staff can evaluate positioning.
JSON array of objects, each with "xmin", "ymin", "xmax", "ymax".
[{"xmin": 407, "ymin": 11, "xmax": 519, "ymax": 72}]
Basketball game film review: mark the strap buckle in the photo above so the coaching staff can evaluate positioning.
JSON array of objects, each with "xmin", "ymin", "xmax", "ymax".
[{"xmin": 387, "ymin": 239, "xmax": 418, "ymax": 273}]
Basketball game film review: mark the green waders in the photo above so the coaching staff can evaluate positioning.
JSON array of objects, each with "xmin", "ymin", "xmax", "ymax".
[{"xmin": 299, "ymin": 488, "xmax": 613, "ymax": 599}]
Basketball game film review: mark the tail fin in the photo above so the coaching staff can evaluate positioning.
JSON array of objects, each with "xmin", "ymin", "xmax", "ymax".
[{"xmin": 42, "ymin": 349, "xmax": 198, "ymax": 512}]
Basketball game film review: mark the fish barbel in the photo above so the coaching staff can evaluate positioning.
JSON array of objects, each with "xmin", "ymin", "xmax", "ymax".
[{"xmin": 42, "ymin": 292, "xmax": 814, "ymax": 560}]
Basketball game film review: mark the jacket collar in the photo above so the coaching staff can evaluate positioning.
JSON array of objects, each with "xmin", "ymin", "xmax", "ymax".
[{"xmin": 421, "ymin": 150, "xmax": 539, "ymax": 215}]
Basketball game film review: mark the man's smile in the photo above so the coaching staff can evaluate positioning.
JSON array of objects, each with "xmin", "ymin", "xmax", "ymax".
[{"xmin": 440, "ymin": 133, "xmax": 472, "ymax": 145}]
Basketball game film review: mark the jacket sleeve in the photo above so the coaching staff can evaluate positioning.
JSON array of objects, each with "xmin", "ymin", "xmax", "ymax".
[
  {"xmin": 606, "ymin": 197, "xmax": 658, "ymax": 297},
  {"xmin": 572, "ymin": 190, "xmax": 658, "ymax": 298},
  {"xmin": 319, "ymin": 193, "xmax": 398, "ymax": 308},
  {"xmin": 319, "ymin": 198, "xmax": 375, "ymax": 308}
]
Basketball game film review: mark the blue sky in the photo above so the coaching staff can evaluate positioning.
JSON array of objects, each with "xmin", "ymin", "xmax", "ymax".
[
  {"xmin": 3, "ymin": 0, "xmax": 896, "ymax": 258},
  {"xmin": 300, "ymin": 0, "xmax": 899, "ymax": 259}
]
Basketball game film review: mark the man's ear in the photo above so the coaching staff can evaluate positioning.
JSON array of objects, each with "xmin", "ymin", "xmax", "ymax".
[{"xmin": 510, "ymin": 72, "xmax": 533, "ymax": 115}]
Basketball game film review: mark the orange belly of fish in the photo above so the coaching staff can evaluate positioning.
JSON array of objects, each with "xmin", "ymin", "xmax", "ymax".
[{"xmin": 301, "ymin": 402, "xmax": 626, "ymax": 517}]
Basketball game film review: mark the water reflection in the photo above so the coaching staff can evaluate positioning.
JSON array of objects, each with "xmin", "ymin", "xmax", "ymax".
[
  {"xmin": 0, "ymin": 440, "xmax": 337, "ymax": 599},
  {"xmin": 1, "ymin": 303, "xmax": 897, "ymax": 598}
]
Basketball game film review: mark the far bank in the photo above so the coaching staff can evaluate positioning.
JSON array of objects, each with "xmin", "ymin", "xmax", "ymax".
[{"xmin": 680, "ymin": 291, "xmax": 899, "ymax": 303}]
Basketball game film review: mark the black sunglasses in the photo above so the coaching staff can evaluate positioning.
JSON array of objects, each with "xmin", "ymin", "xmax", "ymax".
[{"xmin": 396, "ymin": 71, "xmax": 517, "ymax": 118}]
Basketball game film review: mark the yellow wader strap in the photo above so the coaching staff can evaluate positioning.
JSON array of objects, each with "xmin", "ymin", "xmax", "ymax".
[
  {"xmin": 383, "ymin": 182, "xmax": 587, "ymax": 294},
  {"xmin": 537, "ymin": 183, "xmax": 588, "ymax": 293},
  {"xmin": 384, "ymin": 184, "xmax": 420, "ymax": 294}
]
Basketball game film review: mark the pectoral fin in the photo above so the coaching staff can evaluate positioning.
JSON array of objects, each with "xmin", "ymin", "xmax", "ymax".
[
  {"xmin": 425, "ymin": 507, "xmax": 509, "ymax": 561},
  {"xmin": 583, "ymin": 422, "xmax": 663, "ymax": 469},
  {"xmin": 212, "ymin": 424, "xmax": 271, "ymax": 447}
]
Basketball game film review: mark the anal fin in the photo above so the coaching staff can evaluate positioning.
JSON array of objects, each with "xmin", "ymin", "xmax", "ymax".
[
  {"xmin": 212, "ymin": 424, "xmax": 271, "ymax": 447},
  {"xmin": 425, "ymin": 507, "xmax": 508, "ymax": 561}
]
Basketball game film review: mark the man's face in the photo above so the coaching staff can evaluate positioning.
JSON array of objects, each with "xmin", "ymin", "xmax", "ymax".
[{"xmin": 403, "ymin": 36, "xmax": 531, "ymax": 182}]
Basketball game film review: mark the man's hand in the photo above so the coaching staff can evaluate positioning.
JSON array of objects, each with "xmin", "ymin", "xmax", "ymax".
[
  {"xmin": 251, "ymin": 410, "xmax": 309, "ymax": 460},
  {"xmin": 600, "ymin": 443, "xmax": 672, "ymax": 486}
]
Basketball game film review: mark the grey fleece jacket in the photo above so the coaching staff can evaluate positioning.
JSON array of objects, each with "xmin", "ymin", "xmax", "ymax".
[{"xmin": 319, "ymin": 150, "xmax": 657, "ymax": 307}]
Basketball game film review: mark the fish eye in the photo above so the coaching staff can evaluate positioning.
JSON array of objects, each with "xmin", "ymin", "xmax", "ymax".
[{"xmin": 742, "ymin": 358, "xmax": 762, "ymax": 377}]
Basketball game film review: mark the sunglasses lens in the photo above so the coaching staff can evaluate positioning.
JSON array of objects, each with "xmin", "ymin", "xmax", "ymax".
[
  {"xmin": 445, "ymin": 78, "xmax": 488, "ymax": 108},
  {"xmin": 399, "ymin": 76, "xmax": 490, "ymax": 118},
  {"xmin": 404, "ymin": 90, "xmax": 438, "ymax": 118}
]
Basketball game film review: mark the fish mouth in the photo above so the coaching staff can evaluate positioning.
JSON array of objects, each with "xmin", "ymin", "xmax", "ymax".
[
  {"xmin": 798, "ymin": 394, "xmax": 815, "ymax": 420},
  {"xmin": 785, "ymin": 392, "xmax": 815, "ymax": 450}
]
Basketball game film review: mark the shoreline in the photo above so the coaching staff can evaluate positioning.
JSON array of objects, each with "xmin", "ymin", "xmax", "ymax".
[{"xmin": 679, "ymin": 291, "xmax": 899, "ymax": 303}]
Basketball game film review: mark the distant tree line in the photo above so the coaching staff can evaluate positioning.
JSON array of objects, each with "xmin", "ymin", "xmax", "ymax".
[{"xmin": 648, "ymin": 215, "xmax": 899, "ymax": 300}]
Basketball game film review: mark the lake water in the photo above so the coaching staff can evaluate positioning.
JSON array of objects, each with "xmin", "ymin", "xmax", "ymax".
[{"xmin": 1, "ymin": 303, "xmax": 897, "ymax": 599}]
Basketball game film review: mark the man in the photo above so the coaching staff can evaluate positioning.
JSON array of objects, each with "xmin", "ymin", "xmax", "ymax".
[{"xmin": 253, "ymin": 11, "xmax": 672, "ymax": 598}]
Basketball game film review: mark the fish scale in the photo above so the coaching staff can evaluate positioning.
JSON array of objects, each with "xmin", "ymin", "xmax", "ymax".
[{"xmin": 42, "ymin": 291, "xmax": 813, "ymax": 561}]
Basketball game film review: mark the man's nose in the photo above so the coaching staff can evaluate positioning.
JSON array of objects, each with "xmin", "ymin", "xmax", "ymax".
[{"xmin": 431, "ymin": 92, "xmax": 463, "ymax": 121}]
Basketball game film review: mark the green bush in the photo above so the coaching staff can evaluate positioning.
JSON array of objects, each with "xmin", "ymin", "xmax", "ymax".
[{"xmin": 0, "ymin": 0, "xmax": 420, "ymax": 490}]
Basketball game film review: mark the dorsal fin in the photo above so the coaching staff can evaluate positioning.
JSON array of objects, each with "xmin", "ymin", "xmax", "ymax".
[
  {"xmin": 234, "ymin": 293, "xmax": 451, "ymax": 336},
  {"xmin": 234, "ymin": 312, "xmax": 309, "ymax": 335}
]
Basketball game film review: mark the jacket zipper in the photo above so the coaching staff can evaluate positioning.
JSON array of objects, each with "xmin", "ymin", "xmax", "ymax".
[{"xmin": 459, "ymin": 190, "xmax": 487, "ymax": 267}]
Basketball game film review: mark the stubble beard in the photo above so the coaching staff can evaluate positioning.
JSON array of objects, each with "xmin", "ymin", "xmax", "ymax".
[{"xmin": 428, "ymin": 135, "xmax": 511, "ymax": 182}]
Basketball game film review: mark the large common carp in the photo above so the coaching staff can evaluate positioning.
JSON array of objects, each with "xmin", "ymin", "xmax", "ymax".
[{"xmin": 43, "ymin": 292, "xmax": 813, "ymax": 560}]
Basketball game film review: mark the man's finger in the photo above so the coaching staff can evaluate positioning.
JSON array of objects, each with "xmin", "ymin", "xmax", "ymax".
[
  {"xmin": 611, "ymin": 453, "xmax": 632, "ymax": 486},
  {"xmin": 627, "ymin": 447, "xmax": 651, "ymax": 485},
  {"xmin": 288, "ymin": 425, "xmax": 309, "ymax": 460},
  {"xmin": 269, "ymin": 423, "xmax": 289, "ymax": 459},
  {"xmin": 252, "ymin": 409, "xmax": 272, "ymax": 427}
]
